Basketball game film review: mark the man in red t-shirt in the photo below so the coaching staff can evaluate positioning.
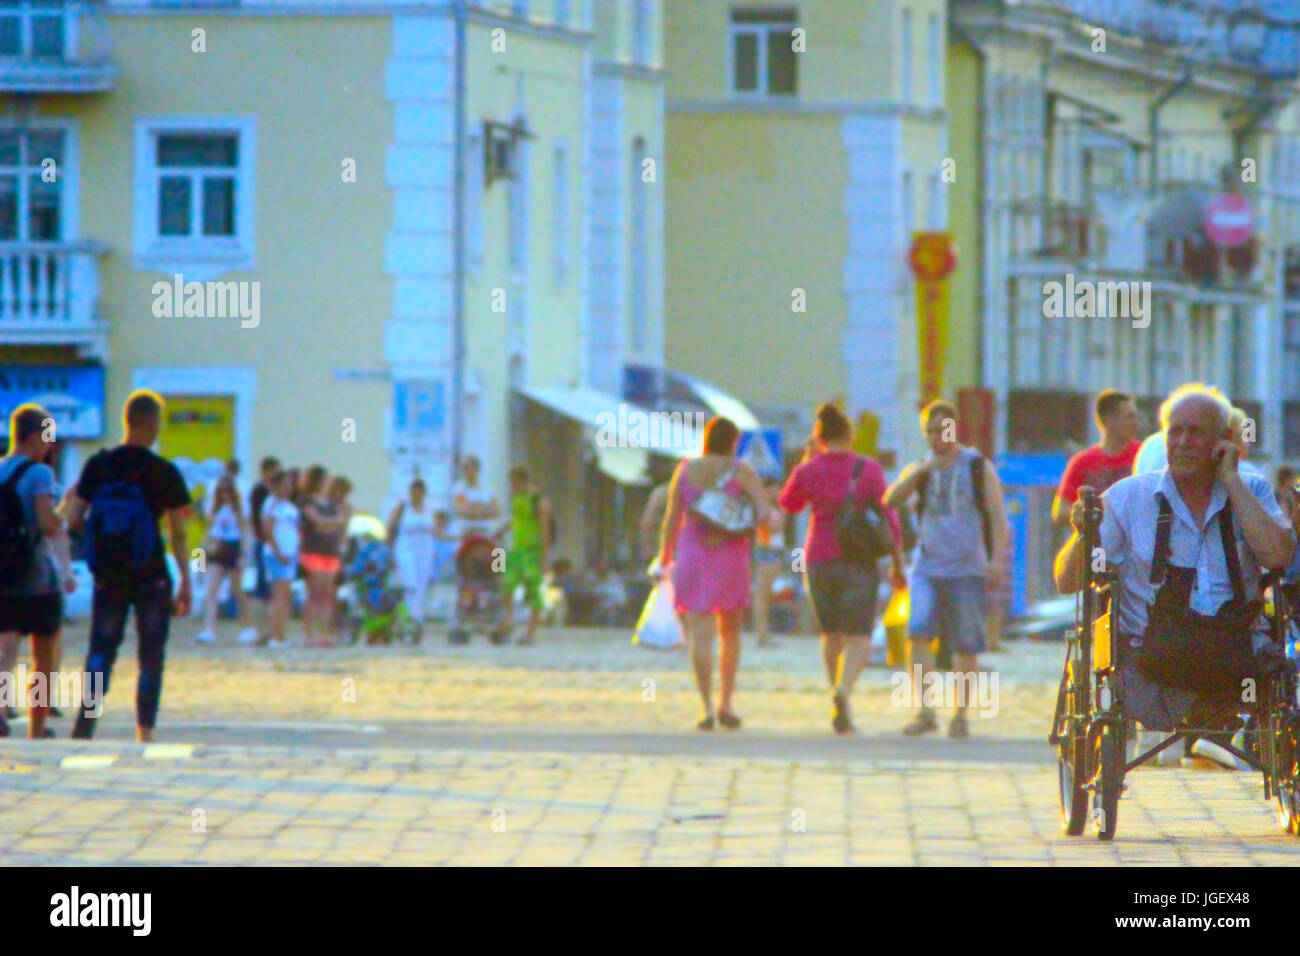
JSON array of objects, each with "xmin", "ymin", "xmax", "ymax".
[{"xmin": 1051, "ymin": 389, "xmax": 1142, "ymax": 527}]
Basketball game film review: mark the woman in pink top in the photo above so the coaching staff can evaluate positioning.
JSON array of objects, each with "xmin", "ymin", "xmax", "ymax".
[
  {"xmin": 658, "ymin": 417, "xmax": 770, "ymax": 731},
  {"xmin": 780, "ymin": 404, "xmax": 906, "ymax": 734}
]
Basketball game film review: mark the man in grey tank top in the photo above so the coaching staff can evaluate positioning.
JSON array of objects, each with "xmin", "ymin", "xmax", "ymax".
[{"xmin": 884, "ymin": 399, "xmax": 1008, "ymax": 739}]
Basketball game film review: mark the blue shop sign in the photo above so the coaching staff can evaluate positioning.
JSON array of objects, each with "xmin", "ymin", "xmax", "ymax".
[
  {"xmin": 994, "ymin": 452, "xmax": 1070, "ymax": 488},
  {"xmin": 0, "ymin": 365, "xmax": 105, "ymax": 440}
]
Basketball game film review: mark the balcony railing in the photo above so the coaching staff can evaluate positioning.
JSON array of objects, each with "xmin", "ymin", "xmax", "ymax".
[
  {"xmin": 0, "ymin": 241, "xmax": 107, "ymax": 351},
  {"xmin": 0, "ymin": 1, "xmax": 116, "ymax": 93}
]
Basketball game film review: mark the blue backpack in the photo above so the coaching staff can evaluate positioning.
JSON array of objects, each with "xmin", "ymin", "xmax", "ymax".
[{"xmin": 85, "ymin": 474, "xmax": 157, "ymax": 579}]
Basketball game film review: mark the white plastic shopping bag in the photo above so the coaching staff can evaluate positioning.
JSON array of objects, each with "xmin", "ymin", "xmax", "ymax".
[{"xmin": 633, "ymin": 577, "xmax": 685, "ymax": 650}]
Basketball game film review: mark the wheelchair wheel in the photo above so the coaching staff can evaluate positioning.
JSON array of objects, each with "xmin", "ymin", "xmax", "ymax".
[
  {"xmin": 1092, "ymin": 723, "xmax": 1123, "ymax": 841},
  {"xmin": 1058, "ymin": 717, "xmax": 1089, "ymax": 836},
  {"xmin": 1273, "ymin": 717, "xmax": 1300, "ymax": 835}
]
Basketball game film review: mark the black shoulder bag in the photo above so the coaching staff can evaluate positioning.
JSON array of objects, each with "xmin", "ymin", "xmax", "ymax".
[
  {"xmin": 1136, "ymin": 494, "xmax": 1262, "ymax": 695},
  {"xmin": 834, "ymin": 458, "xmax": 894, "ymax": 564}
]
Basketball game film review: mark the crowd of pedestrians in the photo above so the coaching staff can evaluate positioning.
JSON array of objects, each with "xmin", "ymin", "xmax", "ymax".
[
  {"xmin": 654, "ymin": 399, "xmax": 1008, "ymax": 736},
  {"xmin": 2, "ymin": 376, "xmax": 1297, "ymax": 748}
]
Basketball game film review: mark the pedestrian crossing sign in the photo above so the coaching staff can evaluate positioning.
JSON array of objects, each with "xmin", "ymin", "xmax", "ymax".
[{"xmin": 737, "ymin": 428, "xmax": 783, "ymax": 479}]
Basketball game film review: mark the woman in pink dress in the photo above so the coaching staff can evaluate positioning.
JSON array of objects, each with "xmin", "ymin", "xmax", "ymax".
[{"xmin": 657, "ymin": 417, "xmax": 770, "ymax": 730}]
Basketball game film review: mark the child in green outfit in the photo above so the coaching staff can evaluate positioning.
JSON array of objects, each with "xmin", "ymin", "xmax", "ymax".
[{"xmin": 494, "ymin": 465, "xmax": 553, "ymax": 645}]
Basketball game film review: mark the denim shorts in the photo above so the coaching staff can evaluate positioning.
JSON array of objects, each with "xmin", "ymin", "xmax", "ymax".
[
  {"xmin": 908, "ymin": 574, "xmax": 987, "ymax": 654},
  {"xmin": 263, "ymin": 545, "xmax": 298, "ymax": 583},
  {"xmin": 805, "ymin": 560, "xmax": 878, "ymax": 635}
]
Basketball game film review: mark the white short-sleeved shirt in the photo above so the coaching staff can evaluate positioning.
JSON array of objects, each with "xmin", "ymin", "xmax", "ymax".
[
  {"xmin": 451, "ymin": 480, "xmax": 499, "ymax": 539},
  {"xmin": 1132, "ymin": 433, "xmax": 1167, "ymax": 475},
  {"xmin": 262, "ymin": 497, "xmax": 300, "ymax": 560},
  {"xmin": 209, "ymin": 503, "xmax": 242, "ymax": 543},
  {"xmin": 1099, "ymin": 467, "xmax": 1293, "ymax": 640}
]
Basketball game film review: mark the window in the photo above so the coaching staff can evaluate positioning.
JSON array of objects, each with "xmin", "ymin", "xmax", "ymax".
[
  {"xmin": 508, "ymin": 118, "xmax": 530, "ymax": 275},
  {"xmin": 467, "ymin": 130, "xmax": 484, "ymax": 270},
  {"xmin": 901, "ymin": 8, "xmax": 912, "ymax": 104},
  {"xmin": 513, "ymin": 0, "xmax": 529, "ymax": 17},
  {"xmin": 0, "ymin": 1, "xmax": 66, "ymax": 59},
  {"xmin": 554, "ymin": 0, "xmax": 570, "ymax": 28},
  {"xmin": 902, "ymin": 170, "xmax": 914, "ymax": 244},
  {"xmin": 1285, "ymin": 314, "xmax": 1300, "ymax": 399},
  {"xmin": 0, "ymin": 127, "xmax": 65, "ymax": 241},
  {"xmin": 632, "ymin": 0, "xmax": 651, "ymax": 65},
  {"xmin": 927, "ymin": 12, "xmax": 940, "ymax": 107},
  {"xmin": 926, "ymin": 171, "xmax": 942, "ymax": 229},
  {"xmin": 155, "ymin": 133, "xmax": 237, "ymax": 238},
  {"xmin": 134, "ymin": 118, "xmax": 255, "ymax": 270},
  {"xmin": 630, "ymin": 137, "xmax": 648, "ymax": 352},
  {"xmin": 552, "ymin": 142, "xmax": 568, "ymax": 287},
  {"xmin": 728, "ymin": 7, "xmax": 797, "ymax": 97}
]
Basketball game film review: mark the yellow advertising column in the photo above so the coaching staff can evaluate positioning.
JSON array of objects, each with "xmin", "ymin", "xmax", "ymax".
[{"xmin": 908, "ymin": 233, "xmax": 958, "ymax": 406}]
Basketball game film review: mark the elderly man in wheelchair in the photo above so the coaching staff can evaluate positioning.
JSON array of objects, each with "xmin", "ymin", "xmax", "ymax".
[{"xmin": 1052, "ymin": 385, "xmax": 1298, "ymax": 839}]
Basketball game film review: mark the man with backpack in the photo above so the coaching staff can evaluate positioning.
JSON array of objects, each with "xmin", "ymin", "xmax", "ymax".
[
  {"xmin": 885, "ymin": 399, "xmax": 1008, "ymax": 738},
  {"xmin": 64, "ymin": 391, "xmax": 192, "ymax": 742},
  {"xmin": 494, "ymin": 464, "xmax": 553, "ymax": 646},
  {"xmin": 0, "ymin": 404, "xmax": 76, "ymax": 739}
]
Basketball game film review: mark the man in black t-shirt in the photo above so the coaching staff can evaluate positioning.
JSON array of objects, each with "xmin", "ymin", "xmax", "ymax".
[{"xmin": 65, "ymin": 390, "xmax": 192, "ymax": 743}]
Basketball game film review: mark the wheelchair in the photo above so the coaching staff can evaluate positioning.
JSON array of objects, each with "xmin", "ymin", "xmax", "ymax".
[{"xmin": 1049, "ymin": 487, "xmax": 1300, "ymax": 840}]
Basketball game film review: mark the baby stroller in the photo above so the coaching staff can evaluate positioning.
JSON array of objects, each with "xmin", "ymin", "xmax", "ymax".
[
  {"xmin": 448, "ymin": 534, "xmax": 507, "ymax": 645},
  {"xmin": 340, "ymin": 536, "xmax": 423, "ymax": 645}
]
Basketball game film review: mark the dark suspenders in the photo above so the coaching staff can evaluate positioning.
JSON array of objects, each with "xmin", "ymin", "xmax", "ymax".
[{"xmin": 1149, "ymin": 491, "xmax": 1245, "ymax": 601}]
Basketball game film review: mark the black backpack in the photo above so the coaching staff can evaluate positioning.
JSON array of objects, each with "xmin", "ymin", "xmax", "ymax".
[
  {"xmin": 0, "ymin": 459, "xmax": 39, "ymax": 581},
  {"xmin": 834, "ymin": 458, "xmax": 894, "ymax": 564},
  {"xmin": 84, "ymin": 451, "xmax": 158, "ymax": 580},
  {"xmin": 916, "ymin": 454, "xmax": 992, "ymax": 560}
]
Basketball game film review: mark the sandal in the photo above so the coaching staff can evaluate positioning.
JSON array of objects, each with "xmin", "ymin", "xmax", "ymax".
[
  {"xmin": 696, "ymin": 715, "xmax": 715, "ymax": 731},
  {"xmin": 831, "ymin": 692, "xmax": 853, "ymax": 735},
  {"xmin": 718, "ymin": 710, "xmax": 742, "ymax": 730}
]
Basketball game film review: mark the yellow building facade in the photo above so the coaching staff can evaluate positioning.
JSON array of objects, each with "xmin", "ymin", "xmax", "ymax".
[
  {"xmin": 664, "ymin": 0, "xmax": 954, "ymax": 467},
  {"xmin": 0, "ymin": 0, "xmax": 665, "ymax": 563}
]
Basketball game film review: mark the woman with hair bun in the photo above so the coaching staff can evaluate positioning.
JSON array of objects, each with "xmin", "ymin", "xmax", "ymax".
[
  {"xmin": 657, "ymin": 416, "xmax": 770, "ymax": 731},
  {"xmin": 780, "ymin": 403, "xmax": 906, "ymax": 734}
]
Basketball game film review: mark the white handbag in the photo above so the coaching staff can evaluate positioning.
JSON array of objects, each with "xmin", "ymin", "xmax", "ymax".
[{"xmin": 688, "ymin": 462, "xmax": 755, "ymax": 536}]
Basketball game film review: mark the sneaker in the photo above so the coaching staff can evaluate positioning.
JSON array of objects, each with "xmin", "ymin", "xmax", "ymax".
[
  {"xmin": 948, "ymin": 713, "xmax": 969, "ymax": 739},
  {"xmin": 236, "ymin": 627, "xmax": 259, "ymax": 645},
  {"xmin": 902, "ymin": 711, "xmax": 938, "ymax": 736},
  {"xmin": 1190, "ymin": 738, "xmax": 1248, "ymax": 771},
  {"xmin": 195, "ymin": 628, "xmax": 215, "ymax": 645}
]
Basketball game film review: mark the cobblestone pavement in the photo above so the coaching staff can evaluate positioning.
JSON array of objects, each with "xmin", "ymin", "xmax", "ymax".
[{"xmin": 1, "ymin": 621, "xmax": 1297, "ymax": 864}]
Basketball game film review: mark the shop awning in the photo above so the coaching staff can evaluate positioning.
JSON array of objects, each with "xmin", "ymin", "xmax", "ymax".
[
  {"xmin": 514, "ymin": 385, "xmax": 687, "ymax": 482},
  {"xmin": 594, "ymin": 444, "xmax": 650, "ymax": 485},
  {"xmin": 673, "ymin": 371, "xmax": 761, "ymax": 431},
  {"xmin": 623, "ymin": 365, "xmax": 762, "ymax": 434}
]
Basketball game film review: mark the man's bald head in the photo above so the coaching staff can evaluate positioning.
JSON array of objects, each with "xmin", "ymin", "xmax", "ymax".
[{"xmin": 1160, "ymin": 384, "xmax": 1231, "ymax": 437}]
